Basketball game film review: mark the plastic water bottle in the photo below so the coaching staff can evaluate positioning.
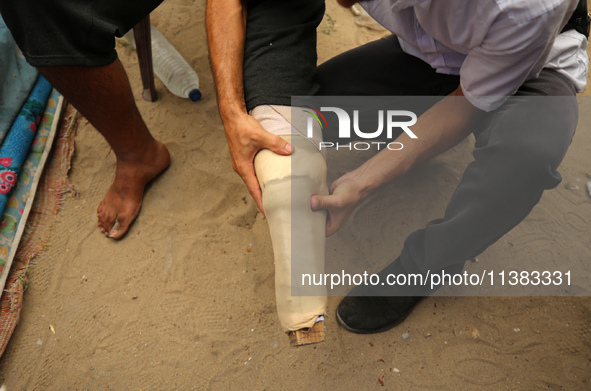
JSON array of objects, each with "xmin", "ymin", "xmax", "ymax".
[{"xmin": 125, "ymin": 24, "xmax": 202, "ymax": 101}]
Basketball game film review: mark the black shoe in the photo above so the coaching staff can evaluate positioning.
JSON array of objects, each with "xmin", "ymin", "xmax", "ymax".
[
  {"xmin": 336, "ymin": 295, "xmax": 423, "ymax": 334},
  {"xmin": 336, "ymin": 257, "xmax": 430, "ymax": 334}
]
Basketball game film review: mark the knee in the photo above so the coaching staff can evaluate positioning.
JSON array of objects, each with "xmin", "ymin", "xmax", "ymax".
[
  {"xmin": 479, "ymin": 116, "xmax": 575, "ymax": 191},
  {"xmin": 490, "ymin": 138, "xmax": 569, "ymax": 191}
]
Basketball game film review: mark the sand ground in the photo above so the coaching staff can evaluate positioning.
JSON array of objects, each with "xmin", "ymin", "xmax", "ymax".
[{"xmin": 0, "ymin": 1, "xmax": 590, "ymax": 390}]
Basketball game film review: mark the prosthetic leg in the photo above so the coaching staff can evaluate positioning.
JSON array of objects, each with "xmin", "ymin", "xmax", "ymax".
[{"xmin": 252, "ymin": 105, "xmax": 328, "ymax": 346}]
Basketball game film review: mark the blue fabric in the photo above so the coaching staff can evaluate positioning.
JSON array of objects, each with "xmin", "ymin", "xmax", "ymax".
[
  {"xmin": 0, "ymin": 14, "xmax": 39, "ymax": 141},
  {"xmin": 0, "ymin": 75, "xmax": 52, "ymax": 217},
  {"xmin": 0, "ymin": 87, "xmax": 60, "ymax": 273}
]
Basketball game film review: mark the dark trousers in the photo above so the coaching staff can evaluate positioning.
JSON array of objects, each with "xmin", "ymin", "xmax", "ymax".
[{"xmin": 317, "ymin": 35, "xmax": 578, "ymax": 274}]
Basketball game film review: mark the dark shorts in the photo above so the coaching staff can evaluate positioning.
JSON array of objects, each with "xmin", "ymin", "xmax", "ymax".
[
  {"xmin": 243, "ymin": 0, "xmax": 325, "ymax": 111},
  {"xmin": 0, "ymin": 0, "xmax": 163, "ymax": 67}
]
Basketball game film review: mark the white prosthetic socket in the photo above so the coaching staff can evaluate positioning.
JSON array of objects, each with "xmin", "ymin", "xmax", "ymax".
[{"xmin": 252, "ymin": 105, "xmax": 328, "ymax": 332}]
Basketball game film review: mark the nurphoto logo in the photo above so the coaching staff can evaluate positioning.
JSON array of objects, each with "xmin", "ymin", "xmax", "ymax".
[{"xmin": 305, "ymin": 106, "xmax": 418, "ymax": 151}]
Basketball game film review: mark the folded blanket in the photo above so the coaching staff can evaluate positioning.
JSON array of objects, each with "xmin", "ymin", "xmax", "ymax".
[
  {"xmin": 0, "ymin": 14, "xmax": 39, "ymax": 141},
  {"xmin": 0, "ymin": 75, "xmax": 52, "ymax": 217}
]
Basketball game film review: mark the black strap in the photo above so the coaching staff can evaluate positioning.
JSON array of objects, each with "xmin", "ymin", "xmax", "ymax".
[{"xmin": 561, "ymin": 0, "xmax": 590, "ymax": 38}]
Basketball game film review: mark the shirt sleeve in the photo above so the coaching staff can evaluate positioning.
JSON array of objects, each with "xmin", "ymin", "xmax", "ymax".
[{"xmin": 460, "ymin": 3, "xmax": 569, "ymax": 111}]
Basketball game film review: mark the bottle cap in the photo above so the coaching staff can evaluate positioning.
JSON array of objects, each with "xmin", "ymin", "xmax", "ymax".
[{"xmin": 189, "ymin": 89, "xmax": 202, "ymax": 102}]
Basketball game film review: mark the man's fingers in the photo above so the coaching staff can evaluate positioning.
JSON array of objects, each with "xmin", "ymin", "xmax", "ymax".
[
  {"xmin": 310, "ymin": 195, "xmax": 327, "ymax": 211},
  {"xmin": 247, "ymin": 184, "xmax": 265, "ymax": 216},
  {"xmin": 312, "ymin": 195, "xmax": 343, "ymax": 236},
  {"xmin": 326, "ymin": 221, "xmax": 339, "ymax": 237},
  {"xmin": 325, "ymin": 211, "xmax": 346, "ymax": 237},
  {"xmin": 261, "ymin": 132, "xmax": 293, "ymax": 156},
  {"xmin": 239, "ymin": 164, "xmax": 265, "ymax": 215},
  {"xmin": 311, "ymin": 194, "xmax": 346, "ymax": 211}
]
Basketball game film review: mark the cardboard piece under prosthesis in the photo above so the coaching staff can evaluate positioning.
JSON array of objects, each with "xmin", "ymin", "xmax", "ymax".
[{"xmin": 252, "ymin": 106, "xmax": 328, "ymax": 346}]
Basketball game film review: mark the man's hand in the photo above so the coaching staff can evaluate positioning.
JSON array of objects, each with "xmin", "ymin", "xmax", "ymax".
[
  {"xmin": 224, "ymin": 113, "xmax": 292, "ymax": 214},
  {"xmin": 310, "ymin": 172, "xmax": 363, "ymax": 236},
  {"xmin": 310, "ymin": 85, "xmax": 484, "ymax": 236}
]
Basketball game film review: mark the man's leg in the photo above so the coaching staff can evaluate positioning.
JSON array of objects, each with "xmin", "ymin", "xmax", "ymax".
[
  {"xmin": 1, "ymin": 0, "xmax": 167, "ymax": 239},
  {"xmin": 337, "ymin": 69, "xmax": 578, "ymax": 333},
  {"xmin": 399, "ymin": 70, "xmax": 578, "ymax": 273},
  {"xmin": 317, "ymin": 35, "xmax": 459, "ymax": 97},
  {"xmin": 39, "ymin": 60, "xmax": 170, "ymax": 239}
]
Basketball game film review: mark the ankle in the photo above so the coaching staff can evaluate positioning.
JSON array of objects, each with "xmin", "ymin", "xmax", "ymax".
[{"xmin": 115, "ymin": 139, "xmax": 166, "ymax": 165}]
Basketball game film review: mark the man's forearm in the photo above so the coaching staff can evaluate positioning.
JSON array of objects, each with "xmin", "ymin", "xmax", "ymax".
[
  {"xmin": 349, "ymin": 87, "xmax": 485, "ymax": 199},
  {"xmin": 205, "ymin": 0, "xmax": 292, "ymax": 213},
  {"xmin": 205, "ymin": 0, "xmax": 247, "ymax": 122}
]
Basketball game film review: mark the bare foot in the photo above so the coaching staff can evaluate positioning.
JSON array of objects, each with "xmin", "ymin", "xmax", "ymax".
[{"xmin": 97, "ymin": 141, "xmax": 170, "ymax": 239}]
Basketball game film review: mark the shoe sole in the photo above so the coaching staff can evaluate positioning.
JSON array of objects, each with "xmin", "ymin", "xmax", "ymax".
[{"xmin": 335, "ymin": 297, "xmax": 423, "ymax": 335}]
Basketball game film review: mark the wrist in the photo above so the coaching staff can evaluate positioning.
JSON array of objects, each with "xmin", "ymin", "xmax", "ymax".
[{"xmin": 220, "ymin": 102, "xmax": 248, "ymax": 126}]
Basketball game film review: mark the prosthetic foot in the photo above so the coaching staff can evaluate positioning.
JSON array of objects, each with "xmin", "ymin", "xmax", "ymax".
[{"xmin": 253, "ymin": 105, "xmax": 328, "ymax": 346}]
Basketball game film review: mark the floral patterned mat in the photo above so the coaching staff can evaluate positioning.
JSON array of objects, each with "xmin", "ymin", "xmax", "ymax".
[{"xmin": 0, "ymin": 84, "xmax": 61, "ymax": 298}]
